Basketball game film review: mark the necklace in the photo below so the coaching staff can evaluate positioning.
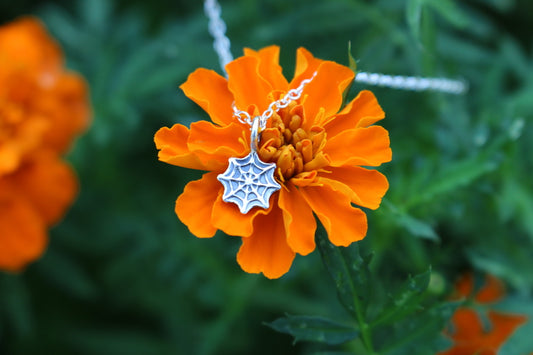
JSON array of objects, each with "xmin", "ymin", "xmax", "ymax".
[
  {"xmin": 217, "ymin": 73, "xmax": 317, "ymax": 214},
  {"xmin": 204, "ymin": 0, "xmax": 467, "ymax": 214}
]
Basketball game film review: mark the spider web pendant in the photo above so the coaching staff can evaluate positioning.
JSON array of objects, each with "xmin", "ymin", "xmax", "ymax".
[{"xmin": 217, "ymin": 151, "xmax": 281, "ymax": 214}]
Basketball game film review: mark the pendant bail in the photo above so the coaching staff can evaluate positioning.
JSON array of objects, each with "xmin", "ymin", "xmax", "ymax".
[
  {"xmin": 250, "ymin": 116, "xmax": 260, "ymax": 152},
  {"xmin": 217, "ymin": 115, "xmax": 281, "ymax": 214}
]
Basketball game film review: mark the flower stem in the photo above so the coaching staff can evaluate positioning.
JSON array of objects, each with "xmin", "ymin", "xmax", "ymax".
[
  {"xmin": 316, "ymin": 231, "xmax": 377, "ymax": 354},
  {"xmin": 341, "ymin": 255, "xmax": 375, "ymax": 354}
]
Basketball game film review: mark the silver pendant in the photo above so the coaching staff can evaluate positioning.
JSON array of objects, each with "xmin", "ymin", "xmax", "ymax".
[
  {"xmin": 217, "ymin": 151, "xmax": 281, "ymax": 214},
  {"xmin": 217, "ymin": 116, "xmax": 281, "ymax": 214}
]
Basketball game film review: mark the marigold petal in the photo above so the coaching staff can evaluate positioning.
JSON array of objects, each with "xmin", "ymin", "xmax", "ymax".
[
  {"xmin": 449, "ymin": 308, "xmax": 485, "ymax": 340},
  {"xmin": 439, "ymin": 274, "xmax": 529, "ymax": 355},
  {"xmin": 244, "ymin": 46, "xmax": 289, "ymax": 91},
  {"xmin": 300, "ymin": 184, "xmax": 367, "ymax": 246},
  {"xmin": 299, "ymin": 61, "xmax": 354, "ymax": 128},
  {"xmin": 324, "ymin": 126, "xmax": 392, "ymax": 167},
  {"xmin": 154, "ymin": 124, "xmax": 213, "ymax": 170},
  {"xmin": 0, "ymin": 17, "xmax": 62, "ymax": 74},
  {"xmin": 40, "ymin": 72, "xmax": 90, "ymax": 154},
  {"xmin": 236, "ymin": 205, "xmax": 295, "ymax": 279},
  {"xmin": 226, "ymin": 56, "xmax": 272, "ymax": 113},
  {"xmin": 0, "ymin": 145, "xmax": 20, "ymax": 176},
  {"xmin": 188, "ymin": 120, "xmax": 248, "ymax": 169},
  {"xmin": 292, "ymin": 47, "xmax": 323, "ymax": 87},
  {"xmin": 324, "ymin": 90, "xmax": 385, "ymax": 138},
  {"xmin": 291, "ymin": 170, "xmax": 319, "ymax": 187},
  {"xmin": 211, "ymin": 194, "xmax": 269, "ymax": 237},
  {"xmin": 321, "ymin": 166, "xmax": 389, "ymax": 210},
  {"xmin": 486, "ymin": 311, "xmax": 528, "ymax": 346},
  {"xmin": 278, "ymin": 183, "xmax": 316, "ymax": 255},
  {"xmin": 0, "ymin": 192, "xmax": 47, "ymax": 272},
  {"xmin": 476, "ymin": 275, "xmax": 505, "ymax": 303},
  {"xmin": 175, "ymin": 172, "xmax": 220, "ymax": 238},
  {"xmin": 6, "ymin": 153, "xmax": 77, "ymax": 225},
  {"xmin": 180, "ymin": 68, "xmax": 234, "ymax": 126}
]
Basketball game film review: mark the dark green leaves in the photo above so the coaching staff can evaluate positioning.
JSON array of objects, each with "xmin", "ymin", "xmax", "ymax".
[
  {"xmin": 267, "ymin": 315, "xmax": 358, "ymax": 345},
  {"xmin": 270, "ymin": 232, "xmax": 455, "ymax": 354},
  {"xmin": 406, "ymin": 0, "xmax": 467, "ymax": 42},
  {"xmin": 316, "ymin": 231, "xmax": 373, "ymax": 318},
  {"xmin": 372, "ymin": 269, "xmax": 431, "ymax": 328},
  {"xmin": 378, "ymin": 302, "xmax": 459, "ymax": 355}
]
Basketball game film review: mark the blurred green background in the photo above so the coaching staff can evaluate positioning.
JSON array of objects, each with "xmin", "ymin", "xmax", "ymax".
[{"xmin": 1, "ymin": 0, "xmax": 533, "ymax": 354}]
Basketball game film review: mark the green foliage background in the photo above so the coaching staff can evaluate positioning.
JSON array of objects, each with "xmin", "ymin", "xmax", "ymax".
[{"xmin": 1, "ymin": 0, "xmax": 533, "ymax": 354}]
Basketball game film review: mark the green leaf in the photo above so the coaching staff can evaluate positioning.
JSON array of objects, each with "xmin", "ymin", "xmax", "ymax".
[
  {"xmin": 405, "ymin": 154, "xmax": 499, "ymax": 208},
  {"xmin": 467, "ymin": 250, "xmax": 533, "ymax": 290},
  {"xmin": 78, "ymin": 0, "xmax": 112, "ymax": 32},
  {"xmin": 420, "ymin": 7, "xmax": 437, "ymax": 74},
  {"xmin": 62, "ymin": 327, "xmax": 168, "ymax": 355},
  {"xmin": 498, "ymin": 175, "xmax": 533, "ymax": 241},
  {"xmin": 425, "ymin": 0, "xmax": 468, "ymax": 28},
  {"xmin": 0, "ymin": 274, "xmax": 33, "ymax": 336},
  {"xmin": 37, "ymin": 250, "xmax": 97, "ymax": 300},
  {"xmin": 267, "ymin": 315, "xmax": 358, "ymax": 345},
  {"xmin": 372, "ymin": 269, "xmax": 431, "ymax": 328},
  {"xmin": 384, "ymin": 201, "xmax": 439, "ymax": 241},
  {"xmin": 347, "ymin": 41, "xmax": 357, "ymax": 73},
  {"xmin": 406, "ymin": 0, "xmax": 423, "ymax": 41},
  {"xmin": 398, "ymin": 214, "xmax": 439, "ymax": 241},
  {"xmin": 378, "ymin": 302, "xmax": 459, "ymax": 355},
  {"xmin": 316, "ymin": 231, "xmax": 373, "ymax": 318}
]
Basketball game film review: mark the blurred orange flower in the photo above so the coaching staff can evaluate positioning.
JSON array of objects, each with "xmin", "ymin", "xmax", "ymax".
[
  {"xmin": 439, "ymin": 274, "xmax": 528, "ymax": 355},
  {"xmin": 155, "ymin": 46, "xmax": 391, "ymax": 278},
  {"xmin": 0, "ymin": 17, "xmax": 90, "ymax": 272}
]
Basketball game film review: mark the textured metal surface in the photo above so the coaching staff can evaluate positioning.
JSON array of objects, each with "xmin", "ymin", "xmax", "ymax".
[{"xmin": 217, "ymin": 151, "xmax": 281, "ymax": 214}]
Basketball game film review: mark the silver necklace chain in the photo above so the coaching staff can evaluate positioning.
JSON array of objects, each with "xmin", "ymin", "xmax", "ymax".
[
  {"xmin": 203, "ymin": 0, "xmax": 468, "ymax": 96},
  {"xmin": 232, "ymin": 72, "xmax": 317, "ymax": 130},
  {"xmin": 204, "ymin": 0, "xmax": 233, "ymax": 77}
]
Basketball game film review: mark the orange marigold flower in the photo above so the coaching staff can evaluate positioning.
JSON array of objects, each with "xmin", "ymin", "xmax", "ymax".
[
  {"xmin": 0, "ymin": 17, "xmax": 90, "ymax": 272},
  {"xmin": 155, "ymin": 46, "xmax": 391, "ymax": 278},
  {"xmin": 438, "ymin": 274, "xmax": 528, "ymax": 355}
]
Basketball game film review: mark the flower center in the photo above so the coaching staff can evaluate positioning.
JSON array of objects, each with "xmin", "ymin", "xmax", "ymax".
[{"xmin": 258, "ymin": 101, "xmax": 328, "ymax": 182}]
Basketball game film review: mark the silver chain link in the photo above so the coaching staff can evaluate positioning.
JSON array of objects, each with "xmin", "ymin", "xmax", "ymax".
[
  {"xmin": 203, "ymin": 0, "xmax": 468, "ymax": 95},
  {"xmin": 355, "ymin": 72, "xmax": 467, "ymax": 94},
  {"xmin": 232, "ymin": 72, "xmax": 317, "ymax": 129},
  {"xmin": 204, "ymin": 0, "xmax": 233, "ymax": 77}
]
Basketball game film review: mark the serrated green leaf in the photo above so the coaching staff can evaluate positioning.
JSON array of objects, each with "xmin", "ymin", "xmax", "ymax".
[
  {"xmin": 316, "ymin": 231, "xmax": 373, "ymax": 318},
  {"xmin": 267, "ymin": 315, "xmax": 358, "ymax": 345},
  {"xmin": 372, "ymin": 269, "xmax": 431, "ymax": 328}
]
